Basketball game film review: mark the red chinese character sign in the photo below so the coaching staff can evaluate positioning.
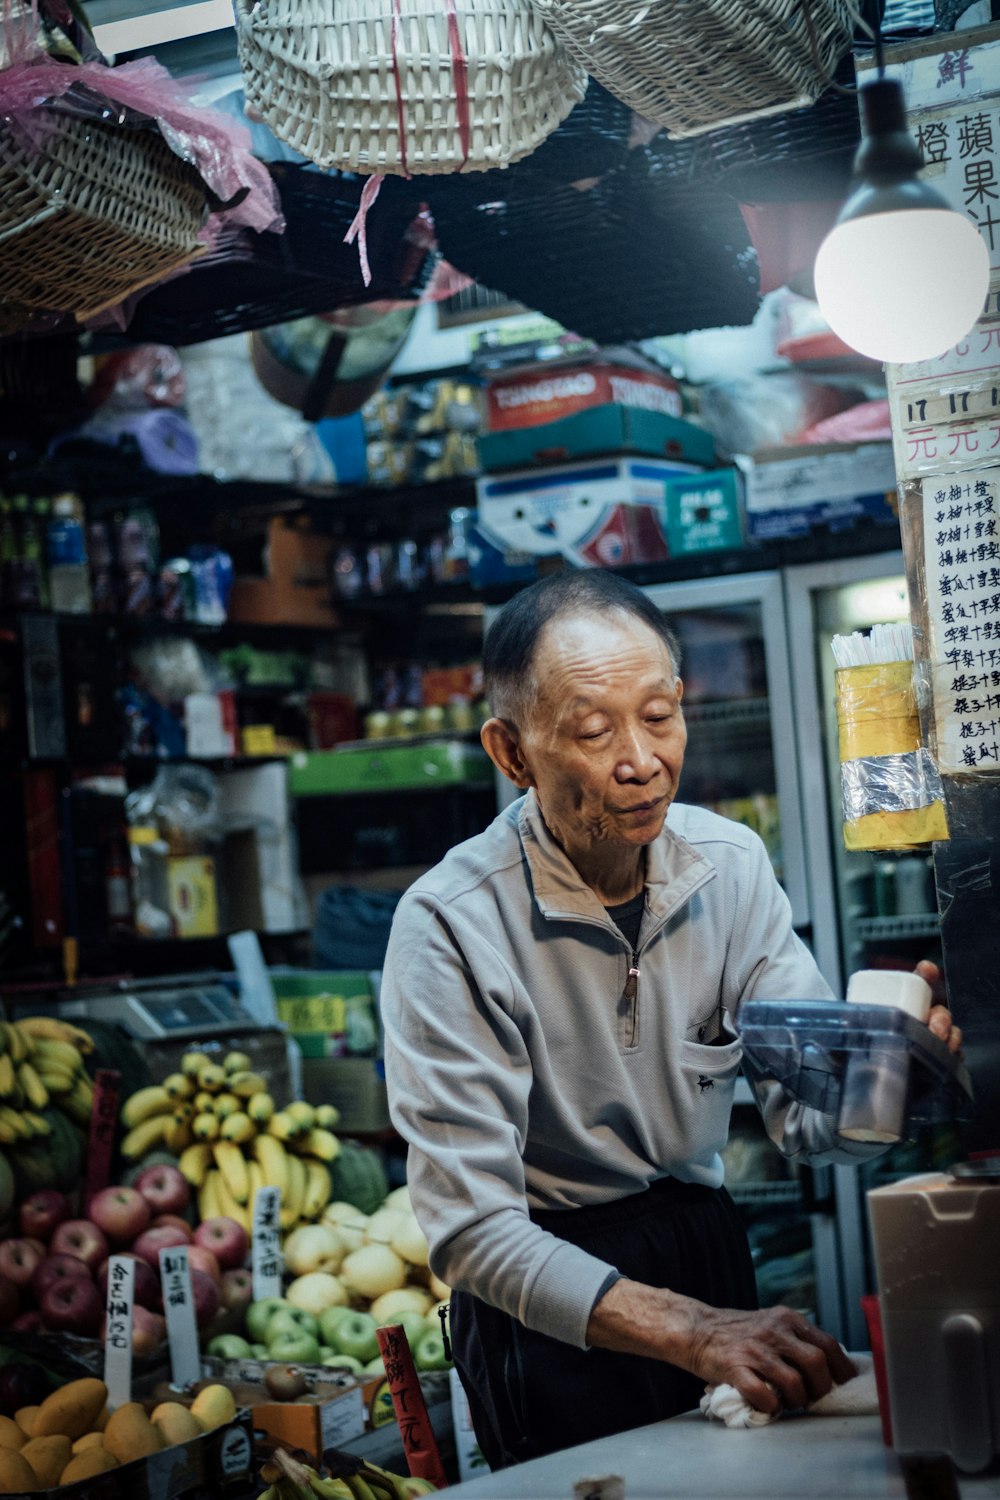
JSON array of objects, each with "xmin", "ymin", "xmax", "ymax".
[{"xmin": 374, "ymin": 1323, "xmax": 449, "ymax": 1490}]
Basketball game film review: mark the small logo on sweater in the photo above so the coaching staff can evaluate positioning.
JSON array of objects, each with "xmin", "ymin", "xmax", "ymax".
[{"xmin": 697, "ymin": 1075, "xmax": 715, "ymax": 1093}]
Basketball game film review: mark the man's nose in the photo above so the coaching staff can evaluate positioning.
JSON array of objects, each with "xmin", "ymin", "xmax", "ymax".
[{"xmin": 616, "ymin": 727, "xmax": 658, "ymax": 781}]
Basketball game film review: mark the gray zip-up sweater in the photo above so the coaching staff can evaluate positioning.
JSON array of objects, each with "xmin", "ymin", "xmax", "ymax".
[{"xmin": 381, "ymin": 792, "xmax": 879, "ymax": 1350}]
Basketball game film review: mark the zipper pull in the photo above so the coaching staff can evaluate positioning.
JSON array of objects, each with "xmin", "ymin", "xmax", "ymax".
[{"xmin": 624, "ymin": 963, "xmax": 640, "ymax": 1001}]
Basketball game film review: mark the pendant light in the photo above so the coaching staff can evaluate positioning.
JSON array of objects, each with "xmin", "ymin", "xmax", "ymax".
[{"xmin": 813, "ymin": 73, "xmax": 990, "ymax": 365}]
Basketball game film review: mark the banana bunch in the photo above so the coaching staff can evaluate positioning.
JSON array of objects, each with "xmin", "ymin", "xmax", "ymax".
[
  {"xmin": 0, "ymin": 1017, "xmax": 95, "ymax": 1144},
  {"xmin": 258, "ymin": 1448, "xmax": 437, "ymax": 1500},
  {"xmin": 122, "ymin": 1046, "xmax": 342, "ymax": 1239}
]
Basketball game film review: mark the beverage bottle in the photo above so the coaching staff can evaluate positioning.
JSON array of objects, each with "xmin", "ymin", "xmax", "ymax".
[
  {"xmin": 47, "ymin": 493, "xmax": 92, "ymax": 614},
  {"xmin": 9, "ymin": 494, "xmax": 44, "ymax": 608}
]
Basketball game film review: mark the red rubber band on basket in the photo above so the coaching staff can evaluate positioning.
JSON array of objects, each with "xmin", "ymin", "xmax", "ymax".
[
  {"xmin": 445, "ymin": 0, "xmax": 471, "ymax": 167},
  {"xmin": 391, "ymin": 0, "xmax": 410, "ymax": 179}
]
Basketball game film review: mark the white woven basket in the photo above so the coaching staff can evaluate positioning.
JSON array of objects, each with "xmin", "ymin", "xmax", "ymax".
[
  {"xmin": 531, "ymin": 0, "xmax": 862, "ymax": 139},
  {"xmin": 233, "ymin": 0, "xmax": 587, "ymax": 175}
]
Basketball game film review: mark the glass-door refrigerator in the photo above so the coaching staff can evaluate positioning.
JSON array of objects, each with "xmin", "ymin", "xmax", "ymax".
[
  {"xmin": 641, "ymin": 572, "xmax": 843, "ymax": 1341},
  {"xmin": 784, "ymin": 551, "xmax": 958, "ymax": 1351}
]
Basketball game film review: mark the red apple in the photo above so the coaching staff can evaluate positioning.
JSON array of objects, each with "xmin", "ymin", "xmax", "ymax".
[
  {"xmin": 102, "ymin": 1303, "xmax": 166, "ymax": 1359},
  {"xmin": 186, "ymin": 1245, "xmax": 221, "ymax": 1285},
  {"xmin": 10, "ymin": 1310, "xmax": 43, "ymax": 1332},
  {"xmin": 22, "ymin": 1238, "xmax": 46, "ymax": 1256},
  {"xmin": 18, "ymin": 1191, "xmax": 69, "ymax": 1243},
  {"xmin": 189, "ymin": 1268, "xmax": 220, "ymax": 1329},
  {"xmin": 88, "ymin": 1186, "xmax": 151, "ymax": 1246},
  {"xmin": 192, "ymin": 1216, "xmax": 248, "ymax": 1272},
  {"xmin": 31, "ymin": 1253, "xmax": 92, "ymax": 1304},
  {"xmin": 131, "ymin": 1224, "xmax": 190, "ymax": 1269},
  {"xmin": 97, "ymin": 1254, "xmax": 162, "ymax": 1313},
  {"xmin": 133, "ymin": 1164, "xmax": 190, "ymax": 1218},
  {"xmin": 40, "ymin": 1274, "xmax": 104, "ymax": 1336},
  {"xmin": 219, "ymin": 1267, "xmax": 253, "ymax": 1313},
  {"xmin": 148, "ymin": 1214, "xmax": 192, "ymax": 1240},
  {"xmin": 0, "ymin": 1273, "xmax": 21, "ymax": 1325},
  {"xmin": 50, "ymin": 1220, "xmax": 109, "ymax": 1271},
  {"xmin": 0, "ymin": 1237, "xmax": 44, "ymax": 1288}
]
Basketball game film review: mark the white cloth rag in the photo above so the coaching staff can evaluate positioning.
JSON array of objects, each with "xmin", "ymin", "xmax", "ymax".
[{"xmin": 700, "ymin": 1353, "xmax": 877, "ymax": 1428}]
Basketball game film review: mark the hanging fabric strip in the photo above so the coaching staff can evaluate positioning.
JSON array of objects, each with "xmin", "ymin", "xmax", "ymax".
[{"xmin": 343, "ymin": 173, "xmax": 385, "ymax": 287}]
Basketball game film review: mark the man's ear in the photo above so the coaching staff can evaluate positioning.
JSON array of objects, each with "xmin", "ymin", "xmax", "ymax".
[
  {"xmin": 676, "ymin": 677, "xmax": 684, "ymax": 705},
  {"xmin": 481, "ymin": 718, "xmax": 535, "ymax": 789}
]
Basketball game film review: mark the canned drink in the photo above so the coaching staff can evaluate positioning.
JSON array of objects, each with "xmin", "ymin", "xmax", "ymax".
[
  {"xmin": 122, "ymin": 568, "xmax": 156, "ymax": 615},
  {"xmin": 366, "ymin": 542, "xmax": 395, "ymax": 596},
  {"xmin": 391, "ymin": 708, "xmax": 420, "ymax": 737},
  {"xmin": 364, "ymin": 711, "xmax": 392, "ymax": 739},
  {"xmin": 90, "ymin": 568, "xmax": 119, "ymax": 614},
  {"xmin": 418, "ymin": 704, "xmax": 446, "ymax": 734},
  {"xmin": 331, "ymin": 545, "xmax": 364, "ymax": 600},
  {"xmin": 396, "ymin": 538, "xmax": 422, "ymax": 590}
]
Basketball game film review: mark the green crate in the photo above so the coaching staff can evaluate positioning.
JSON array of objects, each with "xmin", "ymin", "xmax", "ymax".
[{"xmin": 288, "ymin": 739, "xmax": 492, "ymax": 796}]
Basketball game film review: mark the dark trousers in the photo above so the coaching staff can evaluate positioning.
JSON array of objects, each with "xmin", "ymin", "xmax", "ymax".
[{"xmin": 450, "ymin": 1176, "xmax": 758, "ymax": 1470}]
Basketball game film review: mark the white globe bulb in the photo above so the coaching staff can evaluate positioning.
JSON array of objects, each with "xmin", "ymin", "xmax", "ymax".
[{"xmin": 814, "ymin": 208, "xmax": 990, "ymax": 365}]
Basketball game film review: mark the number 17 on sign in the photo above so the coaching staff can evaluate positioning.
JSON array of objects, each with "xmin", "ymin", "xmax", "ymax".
[{"xmin": 252, "ymin": 1187, "xmax": 283, "ymax": 1301}]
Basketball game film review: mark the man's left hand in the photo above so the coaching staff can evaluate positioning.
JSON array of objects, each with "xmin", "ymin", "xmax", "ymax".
[{"xmin": 914, "ymin": 959, "xmax": 962, "ymax": 1053}]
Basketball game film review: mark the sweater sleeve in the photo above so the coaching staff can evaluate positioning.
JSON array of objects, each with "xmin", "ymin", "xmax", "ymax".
[
  {"xmin": 727, "ymin": 833, "xmax": 889, "ymax": 1167},
  {"xmin": 380, "ymin": 891, "xmax": 619, "ymax": 1349}
]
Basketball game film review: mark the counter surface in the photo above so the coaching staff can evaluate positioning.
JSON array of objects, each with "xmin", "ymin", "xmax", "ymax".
[{"xmin": 443, "ymin": 1412, "xmax": 1000, "ymax": 1499}]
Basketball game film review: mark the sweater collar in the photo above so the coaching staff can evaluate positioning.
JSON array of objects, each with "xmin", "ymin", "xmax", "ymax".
[{"xmin": 516, "ymin": 789, "xmax": 715, "ymax": 932}]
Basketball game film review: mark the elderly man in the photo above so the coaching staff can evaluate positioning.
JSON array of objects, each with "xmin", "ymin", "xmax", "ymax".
[{"xmin": 380, "ymin": 570, "xmax": 960, "ymax": 1469}]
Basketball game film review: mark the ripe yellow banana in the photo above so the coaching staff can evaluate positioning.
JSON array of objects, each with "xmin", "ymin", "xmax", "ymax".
[
  {"xmin": 229, "ymin": 1070, "xmax": 268, "ymax": 1099},
  {"xmin": 3, "ymin": 1024, "xmax": 28, "ymax": 1064},
  {"xmin": 198, "ymin": 1170, "xmax": 222, "ymax": 1222},
  {"xmin": 223, "ymin": 1050, "xmax": 252, "ymax": 1075},
  {"xmin": 121, "ymin": 1114, "xmax": 169, "ymax": 1160},
  {"xmin": 247, "ymin": 1092, "xmax": 274, "ymax": 1125},
  {"xmin": 302, "ymin": 1160, "xmax": 332, "ymax": 1219},
  {"xmin": 296, "ymin": 1128, "xmax": 342, "ymax": 1163},
  {"xmin": 212, "ymin": 1092, "xmax": 241, "ymax": 1120},
  {"xmin": 164, "ymin": 1115, "xmax": 193, "ymax": 1153},
  {"xmin": 0, "ymin": 1105, "xmax": 31, "ymax": 1139},
  {"xmin": 286, "ymin": 1100, "xmax": 316, "ymax": 1131},
  {"xmin": 198, "ymin": 1063, "xmax": 227, "ymax": 1093},
  {"xmin": 252, "ymin": 1133, "xmax": 289, "ymax": 1196},
  {"xmin": 0, "ymin": 1116, "xmax": 17, "ymax": 1145},
  {"xmin": 267, "ymin": 1110, "xmax": 301, "ymax": 1143},
  {"xmin": 193, "ymin": 1090, "xmax": 214, "ymax": 1113},
  {"xmin": 181, "ymin": 1049, "xmax": 212, "ymax": 1078},
  {"xmin": 193, "ymin": 1111, "xmax": 221, "ymax": 1142},
  {"xmin": 281, "ymin": 1149, "xmax": 307, "ymax": 1229},
  {"xmin": 246, "ymin": 1157, "xmax": 264, "ymax": 1212},
  {"xmin": 0, "ymin": 1054, "xmax": 17, "ymax": 1098},
  {"xmin": 179, "ymin": 1141, "xmax": 213, "ymax": 1188},
  {"xmin": 26, "ymin": 1038, "xmax": 81, "ymax": 1073},
  {"xmin": 121, "ymin": 1085, "xmax": 172, "ymax": 1128},
  {"xmin": 21, "ymin": 1110, "xmax": 51, "ymax": 1137},
  {"xmin": 213, "ymin": 1140, "xmax": 250, "ymax": 1206},
  {"xmin": 163, "ymin": 1072, "xmax": 193, "ymax": 1100},
  {"xmin": 212, "ymin": 1159, "xmax": 251, "ymax": 1230},
  {"xmin": 16, "ymin": 1063, "xmax": 48, "ymax": 1110},
  {"xmin": 315, "ymin": 1103, "xmax": 341, "ymax": 1130},
  {"xmin": 35, "ymin": 1066, "xmax": 75, "ymax": 1095},
  {"xmin": 60, "ymin": 1078, "xmax": 94, "ymax": 1127},
  {"xmin": 16, "ymin": 1017, "xmax": 93, "ymax": 1054},
  {"xmin": 220, "ymin": 1111, "xmax": 255, "ymax": 1145}
]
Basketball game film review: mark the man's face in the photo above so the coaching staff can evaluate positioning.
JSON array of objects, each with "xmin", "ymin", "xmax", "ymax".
[{"xmin": 514, "ymin": 609, "xmax": 687, "ymax": 861}]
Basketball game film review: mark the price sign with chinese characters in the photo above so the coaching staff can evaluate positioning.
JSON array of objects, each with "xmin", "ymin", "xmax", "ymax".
[
  {"xmin": 158, "ymin": 1245, "xmax": 201, "ymax": 1389},
  {"xmin": 103, "ymin": 1255, "xmax": 135, "ymax": 1410},
  {"xmin": 922, "ymin": 469, "xmax": 1000, "ymax": 771},
  {"xmin": 252, "ymin": 1187, "xmax": 283, "ymax": 1301}
]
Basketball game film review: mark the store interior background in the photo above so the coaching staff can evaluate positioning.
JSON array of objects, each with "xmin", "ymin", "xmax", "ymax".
[{"xmin": 2, "ymin": 0, "xmax": 997, "ymax": 1357}]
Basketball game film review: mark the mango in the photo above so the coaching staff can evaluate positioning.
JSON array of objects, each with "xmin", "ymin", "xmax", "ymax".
[
  {"xmin": 59, "ymin": 1448, "xmax": 120, "ymax": 1484},
  {"xmin": 13, "ymin": 1408, "xmax": 38, "ymax": 1438},
  {"xmin": 189, "ymin": 1384, "xmax": 236, "ymax": 1431},
  {"xmin": 71, "ymin": 1432, "xmax": 106, "ymax": 1454},
  {"xmin": 0, "ymin": 1446, "xmax": 38, "ymax": 1493},
  {"xmin": 93, "ymin": 1405, "xmax": 110, "ymax": 1432},
  {"xmin": 20, "ymin": 1435, "xmax": 73, "ymax": 1488},
  {"xmin": 33, "ymin": 1378, "xmax": 108, "ymax": 1440},
  {"xmin": 151, "ymin": 1403, "xmax": 203, "ymax": 1446},
  {"xmin": 0, "ymin": 1418, "xmax": 23, "ymax": 1451},
  {"xmin": 102, "ymin": 1403, "xmax": 165, "ymax": 1463}
]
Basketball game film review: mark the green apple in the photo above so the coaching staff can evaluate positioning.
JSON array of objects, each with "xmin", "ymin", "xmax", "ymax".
[
  {"xmin": 318, "ymin": 1304, "xmax": 356, "ymax": 1347},
  {"xmin": 412, "ymin": 1327, "xmax": 452, "ymax": 1372},
  {"xmin": 266, "ymin": 1308, "xmax": 320, "ymax": 1347},
  {"xmin": 374, "ymin": 1309, "xmax": 428, "ymax": 1347},
  {"xmin": 362, "ymin": 1354, "xmax": 385, "ymax": 1375},
  {"xmin": 322, "ymin": 1353, "xmax": 364, "ymax": 1375},
  {"xmin": 268, "ymin": 1331, "xmax": 322, "ymax": 1365},
  {"xmin": 330, "ymin": 1310, "xmax": 380, "ymax": 1364},
  {"xmin": 250, "ymin": 1344, "xmax": 269, "ymax": 1359},
  {"xmin": 246, "ymin": 1297, "xmax": 288, "ymax": 1344},
  {"xmin": 207, "ymin": 1333, "xmax": 254, "ymax": 1360}
]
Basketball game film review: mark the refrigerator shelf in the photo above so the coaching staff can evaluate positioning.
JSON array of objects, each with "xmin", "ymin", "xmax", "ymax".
[
  {"xmin": 684, "ymin": 697, "xmax": 772, "ymax": 727},
  {"xmin": 727, "ymin": 1181, "xmax": 803, "ymax": 1205},
  {"xmin": 854, "ymin": 913, "xmax": 940, "ymax": 940}
]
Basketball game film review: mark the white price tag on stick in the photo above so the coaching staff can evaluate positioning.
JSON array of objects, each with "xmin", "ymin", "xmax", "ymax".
[
  {"xmin": 158, "ymin": 1244, "xmax": 201, "ymax": 1389},
  {"xmin": 252, "ymin": 1186, "xmax": 283, "ymax": 1301},
  {"xmin": 103, "ymin": 1255, "xmax": 135, "ymax": 1410}
]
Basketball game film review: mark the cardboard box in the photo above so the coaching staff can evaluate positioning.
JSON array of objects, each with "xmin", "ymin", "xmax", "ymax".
[
  {"xmin": 486, "ymin": 359, "xmax": 682, "ymax": 431},
  {"xmin": 288, "ymin": 740, "xmax": 492, "ymax": 796},
  {"xmin": 200, "ymin": 1358, "xmax": 452, "ymax": 1456},
  {"xmin": 218, "ymin": 763, "xmax": 308, "ymax": 933},
  {"xmin": 227, "ymin": 517, "xmax": 337, "ymax": 627},
  {"xmin": 301, "ymin": 1054, "xmax": 391, "ymax": 1134},
  {"xmin": 735, "ymin": 442, "xmax": 899, "ymax": 541},
  {"xmin": 663, "ymin": 469, "xmax": 744, "ymax": 555},
  {"xmin": 475, "ymin": 458, "xmax": 700, "ymax": 570},
  {"xmin": 270, "ymin": 968, "xmax": 376, "ymax": 1058},
  {"xmin": 479, "ymin": 404, "xmax": 716, "ymax": 473}
]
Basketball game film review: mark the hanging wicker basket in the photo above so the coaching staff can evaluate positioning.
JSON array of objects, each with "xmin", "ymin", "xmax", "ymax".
[
  {"xmin": 0, "ymin": 106, "xmax": 209, "ymax": 331},
  {"xmin": 531, "ymin": 0, "xmax": 863, "ymax": 139},
  {"xmin": 232, "ymin": 0, "xmax": 587, "ymax": 175}
]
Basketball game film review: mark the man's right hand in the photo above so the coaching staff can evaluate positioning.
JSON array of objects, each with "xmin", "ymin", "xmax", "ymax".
[{"xmin": 586, "ymin": 1278, "xmax": 856, "ymax": 1415}]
